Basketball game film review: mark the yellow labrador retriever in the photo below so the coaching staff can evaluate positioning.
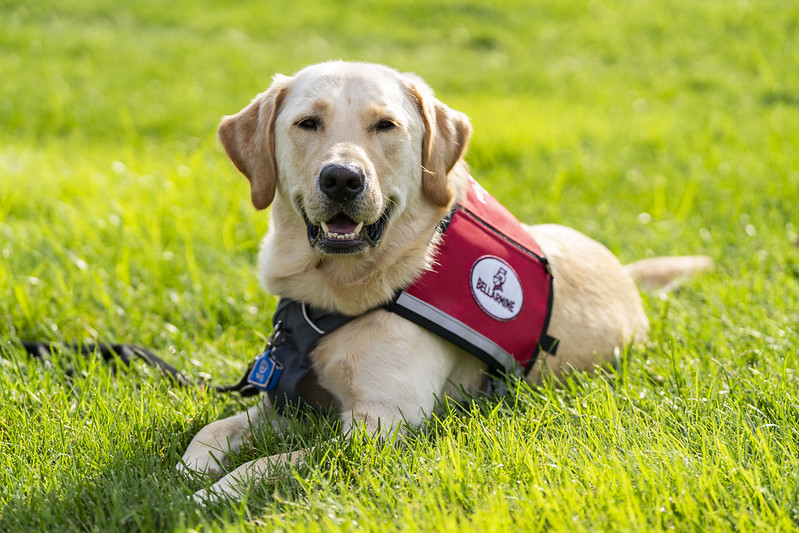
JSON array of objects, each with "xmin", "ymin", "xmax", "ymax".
[{"xmin": 180, "ymin": 61, "xmax": 710, "ymax": 501}]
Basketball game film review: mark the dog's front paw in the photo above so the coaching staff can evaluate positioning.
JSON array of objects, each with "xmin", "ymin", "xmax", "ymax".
[
  {"xmin": 190, "ymin": 487, "xmax": 226, "ymax": 506},
  {"xmin": 177, "ymin": 427, "xmax": 235, "ymax": 477},
  {"xmin": 178, "ymin": 414, "xmax": 257, "ymax": 476},
  {"xmin": 190, "ymin": 488, "xmax": 210, "ymax": 506},
  {"xmin": 177, "ymin": 446, "xmax": 226, "ymax": 477},
  {"xmin": 188, "ymin": 451, "xmax": 307, "ymax": 504},
  {"xmin": 189, "ymin": 467, "xmax": 250, "ymax": 505}
]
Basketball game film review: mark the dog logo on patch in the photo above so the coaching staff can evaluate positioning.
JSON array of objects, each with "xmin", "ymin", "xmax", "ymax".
[
  {"xmin": 470, "ymin": 256, "xmax": 523, "ymax": 321},
  {"xmin": 492, "ymin": 267, "xmax": 507, "ymax": 292}
]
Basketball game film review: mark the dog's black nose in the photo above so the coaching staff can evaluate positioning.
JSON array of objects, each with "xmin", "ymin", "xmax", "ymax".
[{"xmin": 319, "ymin": 164, "xmax": 365, "ymax": 202}]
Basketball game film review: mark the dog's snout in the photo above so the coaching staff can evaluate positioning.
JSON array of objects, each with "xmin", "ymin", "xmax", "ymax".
[{"xmin": 319, "ymin": 164, "xmax": 365, "ymax": 202}]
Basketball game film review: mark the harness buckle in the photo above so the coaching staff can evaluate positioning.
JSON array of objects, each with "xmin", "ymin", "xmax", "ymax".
[{"xmin": 246, "ymin": 321, "xmax": 286, "ymax": 392}]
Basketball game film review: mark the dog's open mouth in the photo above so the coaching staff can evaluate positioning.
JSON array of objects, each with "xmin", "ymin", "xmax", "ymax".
[{"xmin": 304, "ymin": 210, "xmax": 390, "ymax": 254}]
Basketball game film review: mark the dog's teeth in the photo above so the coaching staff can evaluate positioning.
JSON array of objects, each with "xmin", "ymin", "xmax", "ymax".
[
  {"xmin": 320, "ymin": 226, "xmax": 361, "ymax": 240},
  {"xmin": 319, "ymin": 225, "xmax": 365, "ymax": 241}
]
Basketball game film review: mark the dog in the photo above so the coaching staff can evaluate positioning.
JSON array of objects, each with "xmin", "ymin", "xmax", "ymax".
[{"xmin": 179, "ymin": 61, "xmax": 711, "ymax": 502}]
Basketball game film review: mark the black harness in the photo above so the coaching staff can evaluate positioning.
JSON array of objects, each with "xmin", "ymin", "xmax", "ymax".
[{"xmin": 245, "ymin": 298, "xmax": 356, "ymax": 411}]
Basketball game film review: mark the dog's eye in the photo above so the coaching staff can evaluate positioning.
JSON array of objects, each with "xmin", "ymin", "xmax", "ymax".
[
  {"xmin": 375, "ymin": 119, "xmax": 397, "ymax": 132},
  {"xmin": 296, "ymin": 118, "xmax": 319, "ymax": 131}
]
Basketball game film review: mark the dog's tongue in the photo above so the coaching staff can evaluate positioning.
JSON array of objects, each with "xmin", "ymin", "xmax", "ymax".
[{"xmin": 326, "ymin": 213, "xmax": 358, "ymax": 234}]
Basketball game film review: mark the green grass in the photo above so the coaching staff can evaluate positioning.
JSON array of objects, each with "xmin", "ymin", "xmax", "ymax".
[{"xmin": 1, "ymin": 0, "xmax": 798, "ymax": 530}]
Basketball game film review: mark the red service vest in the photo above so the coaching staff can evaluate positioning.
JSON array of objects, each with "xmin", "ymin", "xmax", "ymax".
[{"xmin": 386, "ymin": 177, "xmax": 557, "ymax": 374}]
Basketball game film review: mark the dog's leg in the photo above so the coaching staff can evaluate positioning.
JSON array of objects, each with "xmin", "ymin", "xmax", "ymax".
[
  {"xmin": 187, "ymin": 398, "xmax": 415, "ymax": 503},
  {"xmin": 179, "ymin": 395, "xmax": 278, "ymax": 475},
  {"xmin": 189, "ymin": 313, "xmax": 483, "ymax": 503},
  {"xmin": 189, "ymin": 412, "xmax": 404, "ymax": 504},
  {"xmin": 191, "ymin": 449, "xmax": 307, "ymax": 504},
  {"xmin": 187, "ymin": 405, "xmax": 404, "ymax": 503}
]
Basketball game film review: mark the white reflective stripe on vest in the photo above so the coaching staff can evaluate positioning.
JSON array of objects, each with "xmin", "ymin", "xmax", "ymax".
[{"xmin": 393, "ymin": 291, "xmax": 518, "ymax": 372}]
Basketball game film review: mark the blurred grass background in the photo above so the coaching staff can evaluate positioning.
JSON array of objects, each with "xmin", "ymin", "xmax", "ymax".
[{"xmin": 1, "ymin": 0, "xmax": 798, "ymax": 530}]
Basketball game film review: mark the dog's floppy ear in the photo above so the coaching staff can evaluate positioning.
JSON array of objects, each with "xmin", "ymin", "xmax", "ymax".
[
  {"xmin": 218, "ymin": 76, "xmax": 289, "ymax": 210},
  {"xmin": 405, "ymin": 74, "xmax": 472, "ymax": 207}
]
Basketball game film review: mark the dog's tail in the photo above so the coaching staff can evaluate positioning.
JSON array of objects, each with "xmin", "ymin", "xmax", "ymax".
[{"xmin": 624, "ymin": 255, "xmax": 713, "ymax": 293}]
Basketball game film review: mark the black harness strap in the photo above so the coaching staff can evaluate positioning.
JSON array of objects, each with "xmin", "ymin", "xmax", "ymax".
[
  {"xmin": 21, "ymin": 341, "xmax": 191, "ymax": 385},
  {"xmin": 263, "ymin": 298, "xmax": 358, "ymax": 411}
]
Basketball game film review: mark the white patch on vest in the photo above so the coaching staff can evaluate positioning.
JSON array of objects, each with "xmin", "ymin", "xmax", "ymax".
[{"xmin": 469, "ymin": 255, "xmax": 523, "ymax": 321}]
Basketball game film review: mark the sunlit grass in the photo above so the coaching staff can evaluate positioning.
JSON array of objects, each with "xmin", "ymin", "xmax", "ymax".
[{"xmin": 1, "ymin": 0, "xmax": 798, "ymax": 530}]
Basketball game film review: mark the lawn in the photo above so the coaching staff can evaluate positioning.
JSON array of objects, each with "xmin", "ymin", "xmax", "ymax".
[{"xmin": 1, "ymin": 0, "xmax": 798, "ymax": 530}]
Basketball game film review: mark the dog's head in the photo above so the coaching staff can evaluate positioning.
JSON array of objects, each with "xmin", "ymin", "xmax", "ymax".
[{"xmin": 218, "ymin": 61, "xmax": 471, "ymax": 256}]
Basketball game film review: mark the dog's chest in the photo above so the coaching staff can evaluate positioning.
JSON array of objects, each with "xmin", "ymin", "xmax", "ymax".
[{"xmin": 307, "ymin": 310, "xmax": 462, "ymax": 412}]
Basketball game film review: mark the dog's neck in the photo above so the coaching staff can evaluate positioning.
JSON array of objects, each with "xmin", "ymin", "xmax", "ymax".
[{"xmin": 258, "ymin": 167, "xmax": 470, "ymax": 315}]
